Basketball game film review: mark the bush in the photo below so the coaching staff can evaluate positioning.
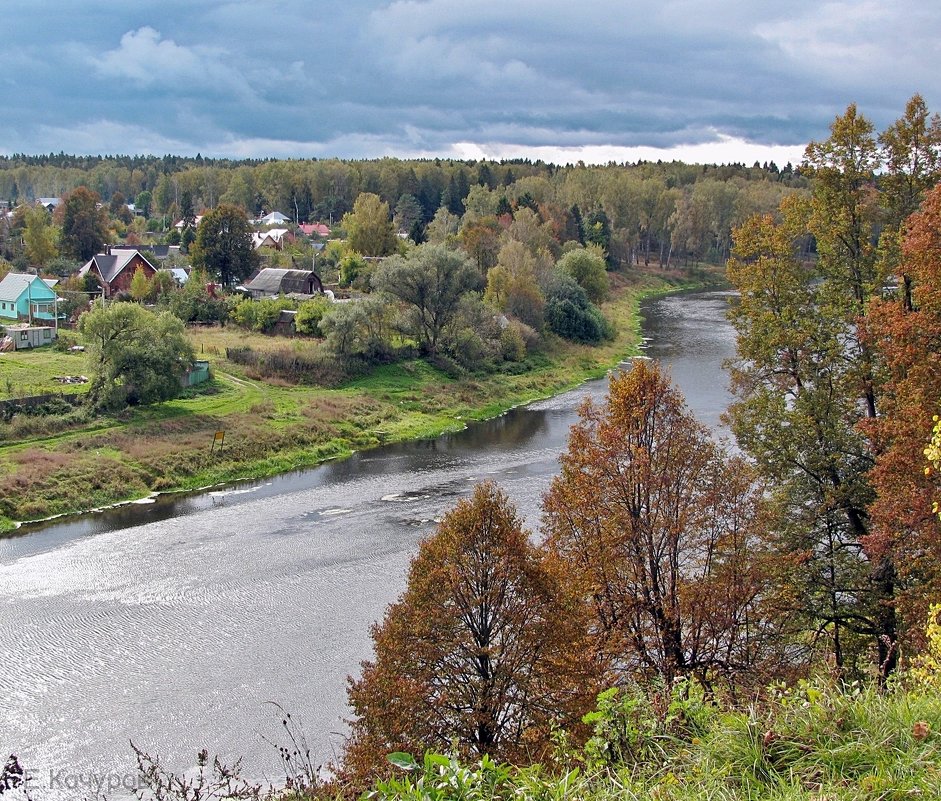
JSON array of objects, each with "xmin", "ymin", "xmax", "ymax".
[
  {"xmin": 295, "ymin": 296, "xmax": 332, "ymax": 336},
  {"xmin": 544, "ymin": 274, "xmax": 612, "ymax": 343},
  {"xmin": 557, "ymin": 245, "xmax": 609, "ymax": 303},
  {"xmin": 165, "ymin": 275, "xmax": 231, "ymax": 323},
  {"xmin": 230, "ymin": 297, "xmax": 294, "ymax": 333},
  {"xmin": 500, "ymin": 321, "xmax": 527, "ymax": 362}
]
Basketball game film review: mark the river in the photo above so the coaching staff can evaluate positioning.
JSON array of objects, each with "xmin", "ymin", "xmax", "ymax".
[{"xmin": 0, "ymin": 288, "xmax": 737, "ymax": 797}]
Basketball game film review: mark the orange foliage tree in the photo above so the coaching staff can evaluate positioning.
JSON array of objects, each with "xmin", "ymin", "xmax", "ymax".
[
  {"xmin": 862, "ymin": 182, "xmax": 941, "ymax": 646},
  {"xmin": 542, "ymin": 361, "xmax": 780, "ymax": 692},
  {"xmin": 342, "ymin": 482, "xmax": 598, "ymax": 785}
]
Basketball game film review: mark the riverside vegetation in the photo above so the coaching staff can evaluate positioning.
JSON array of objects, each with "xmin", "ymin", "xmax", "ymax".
[{"xmin": 0, "ymin": 268, "xmax": 704, "ymax": 533}]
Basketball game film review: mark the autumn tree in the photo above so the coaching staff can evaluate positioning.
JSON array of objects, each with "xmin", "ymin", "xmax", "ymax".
[
  {"xmin": 878, "ymin": 94, "xmax": 941, "ymax": 308},
  {"xmin": 343, "ymin": 482, "xmax": 597, "ymax": 785},
  {"xmin": 374, "ymin": 243, "xmax": 481, "ymax": 354},
  {"xmin": 543, "ymin": 362, "xmax": 778, "ymax": 690},
  {"xmin": 190, "ymin": 203, "xmax": 259, "ymax": 287},
  {"xmin": 60, "ymin": 186, "xmax": 109, "ymax": 261},
  {"xmin": 727, "ymin": 99, "xmax": 941, "ymax": 678},
  {"xmin": 861, "ymin": 183, "xmax": 941, "ymax": 646},
  {"xmin": 343, "ymin": 192, "xmax": 397, "ymax": 256}
]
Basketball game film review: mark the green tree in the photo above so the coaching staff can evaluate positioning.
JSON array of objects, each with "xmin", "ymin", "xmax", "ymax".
[
  {"xmin": 79, "ymin": 303, "xmax": 194, "ymax": 410},
  {"xmin": 727, "ymin": 192, "xmax": 883, "ymax": 677},
  {"xmin": 129, "ymin": 266, "xmax": 152, "ymax": 302},
  {"xmin": 295, "ymin": 296, "xmax": 332, "ymax": 336},
  {"xmin": 60, "ymin": 186, "xmax": 109, "ymax": 261},
  {"xmin": 544, "ymin": 274, "xmax": 610, "ymax": 343},
  {"xmin": 134, "ymin": 190, "xmax": 153, "ymax": 219},
  {"xmin": 23, "ymin": 205, "xmax": 58, "ymax": 267},
  {"xmin": 393, "ymin": 193, "xmax": 423, "ymax": 235},
  {"xmin": 190, "ymin": 204, "xmax": 259, "ymax": 287},
  {"xmin": 343, "ymin": 482, "xmax": 597, "ymax": 785},
  {"xmin": 343, "ymin": 192, "xmax": 397, "ymax": 256},
  {"xmin": 374, "ymin": 244, "xmax": 481, "ymax": 354},
  {"xmin": 556, "ymin": 245, "xmax": 608, "ymax": 303}
]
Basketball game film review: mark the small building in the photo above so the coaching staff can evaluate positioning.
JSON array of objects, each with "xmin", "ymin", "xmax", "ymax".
[
  {"xmin": 0, "ymin": 273, "xmax": 60, "ymax": 323},
  {"xmin": 241, "ymin": 268, "xmax": 324, "ymax": 298},
  {"xmin": 256, "ymin": 211, "xmax": 291, "ymax": 226},
  {"xmin": 251, "ymin": 228, "xmax": 294, "ymax": 250},
  {"xmin": 298, "ymin": 222, "xmax": 331, "ymax": 238},
  {"xmin": 181, "ymin": 360, "xmax": 210, "ymax": 387},
  {"xmin": 79, "ymin": 251, "xmax": 158, "ymax": 297},
  {"xmin": 4, "ymin": 323, "xmax": 57, "ymax": 350}
]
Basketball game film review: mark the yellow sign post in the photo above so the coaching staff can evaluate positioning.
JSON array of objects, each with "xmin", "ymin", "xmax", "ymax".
[{"xmin": 211, "ymin": 430, "xmax": 225, "ymax": 455}]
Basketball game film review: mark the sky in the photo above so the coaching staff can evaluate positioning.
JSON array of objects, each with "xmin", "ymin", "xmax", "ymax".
[{"xmin": 1, "ymin": 1, "xmax": 938, "ymax": 166}]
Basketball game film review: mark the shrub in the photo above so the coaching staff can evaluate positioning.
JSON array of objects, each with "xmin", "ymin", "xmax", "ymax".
[
  {"xmin": 544, "ymin": 274, "xmax": 612, "ymax": 343},
  {"xmin": 295, "ymin": 296, "xmax": 333, "ymax": 336}
]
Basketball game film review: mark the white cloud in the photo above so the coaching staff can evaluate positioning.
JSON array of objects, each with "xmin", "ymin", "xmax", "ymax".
[{"xmin": 94, "ymin": 26, "xmax": 251, "ymax": 99}]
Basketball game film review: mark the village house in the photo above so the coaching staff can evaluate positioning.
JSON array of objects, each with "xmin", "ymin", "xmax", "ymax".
[
  {"xmin": 79, "ymin": 250, "xmax": 158, "ymax": 297},
  {"xmin": 255, "ymin": 211, "xmax": 291, "ymax": 226},
  {"xmin": 251, "ymin": 228, "xmax": 294, "ymax": 250},
  {"xmin": 0, "ymin": 273, "xmax": 59, "ymax": 324},
  {"xmin": 298, "ymin": 223, "xmax": 331, "ymax": 238}
]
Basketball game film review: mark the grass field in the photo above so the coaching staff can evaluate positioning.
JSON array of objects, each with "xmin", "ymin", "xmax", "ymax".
[
  {"xmin": 0, "ymin": 270, "xmax": 713, "ymax": 533},
  {"xmin": 0, "ymin": 342, "xmax": 90, "ymax": 399}
]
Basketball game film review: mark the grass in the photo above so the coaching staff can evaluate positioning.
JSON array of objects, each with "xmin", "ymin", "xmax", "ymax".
[
  {"xmin": 0, "ymin": 269, "xmax": 721, "ymax": 533},
  {"xmin": 0, "ymin": 343, "xmax": 90, "ymax": 399},
  {"xmin": 354, "ymin": 677, "xmax": 941, "ymax": 801}
]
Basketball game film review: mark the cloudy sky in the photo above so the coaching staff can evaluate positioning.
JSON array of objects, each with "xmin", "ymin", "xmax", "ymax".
[{"xmin": 2, "ymin": 1, "xmax": 938, "ymax": 165}]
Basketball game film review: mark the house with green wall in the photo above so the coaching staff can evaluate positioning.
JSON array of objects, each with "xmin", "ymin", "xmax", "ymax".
[{"xmin": 0, "ymin": 273, "xmax": 59, "ymax": 324}]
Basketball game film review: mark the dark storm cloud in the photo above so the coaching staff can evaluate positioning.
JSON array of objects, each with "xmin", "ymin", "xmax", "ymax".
[{"xmin": 0, "ymin": 0, "xmax": 938, "ymax": 160}]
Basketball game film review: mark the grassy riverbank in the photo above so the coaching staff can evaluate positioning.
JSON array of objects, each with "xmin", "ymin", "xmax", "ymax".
[{"xmin": 0, "ymin": 268, "xmax": 720, "ymax": 533}]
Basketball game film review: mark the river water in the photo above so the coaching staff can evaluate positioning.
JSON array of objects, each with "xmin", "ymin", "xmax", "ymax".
[{"xmin": 0, "ymin": 289, "xmax": 736, "ymax": 797}]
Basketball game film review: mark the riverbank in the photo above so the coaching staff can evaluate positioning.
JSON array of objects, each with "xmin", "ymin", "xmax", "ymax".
[{"xmin": 0, "ymin": 268, "xmax": 722, "ymax": 534}]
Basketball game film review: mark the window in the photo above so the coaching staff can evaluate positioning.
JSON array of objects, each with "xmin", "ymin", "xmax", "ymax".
[
  {"xmin": 19, "ymin": 332, "xmax": 27, "ymax": 341},
  {"xmin": 43, "ymin": 329, "xmax": 51, "ymax": 339}
]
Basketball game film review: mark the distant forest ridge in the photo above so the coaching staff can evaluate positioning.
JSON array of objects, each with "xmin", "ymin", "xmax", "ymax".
[{"xmin": 0, "ymin": 154, "xmax": 808, "ymax": 265}]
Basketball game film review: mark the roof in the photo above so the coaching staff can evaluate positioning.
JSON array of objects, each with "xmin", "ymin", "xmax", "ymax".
[
  {"xmin": 80, "ymin": 251, "xmax": 157, "ymax": 285},
  {"xmin": 259, "ymin": 211, "xmax": 290, "ymax": 224},
  {"xmin": 0, "ymin": 273, "xmax": 58, "ymax": 302},
  {"xmin": 298, "ymin": 223, "xmax": 331, "ymax": 237},
  {"xmin": 243, "ymin": 268, "xmax": 322, "ymax": 295},
  {"xmin": 251, "ymin": 228, "xmax": 292, "ymax": 249},
  {"xmin": 110, "ymin": 244, "xmax": 181, "ymax": 260},
  {"xmin": 159, "ymin": 267, "xmax": 190, "ymax": 284}
]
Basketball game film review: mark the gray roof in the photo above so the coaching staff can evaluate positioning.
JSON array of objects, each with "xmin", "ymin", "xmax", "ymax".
[
  {"xmin": 110, "ymin": 244, "xmax": 181, "ymax": 260},
  {"xmin": 0, "ymin": 273, "xmax": 57, "ymax": 302},
  {"xmin": 243, "ymin": 268, "xmax": 322, "ymax": 295}
]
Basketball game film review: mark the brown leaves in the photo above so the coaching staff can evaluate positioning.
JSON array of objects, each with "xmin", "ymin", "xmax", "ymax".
[{"xmin": 543, "ymin": 361, "xmax": 779, "ymax": 690}]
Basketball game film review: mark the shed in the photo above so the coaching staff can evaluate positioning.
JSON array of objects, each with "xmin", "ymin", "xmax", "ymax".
[
  {"xmin": 5, "ymin": 324, "xmax": 57, "ymax": 350},
  {"xmin": 242, "ymin": 268, "xmax": 323, "ymax": 298},
  {"xmin": 181, "ymin": 360, "xmax": 211, "ymax": 387}
]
